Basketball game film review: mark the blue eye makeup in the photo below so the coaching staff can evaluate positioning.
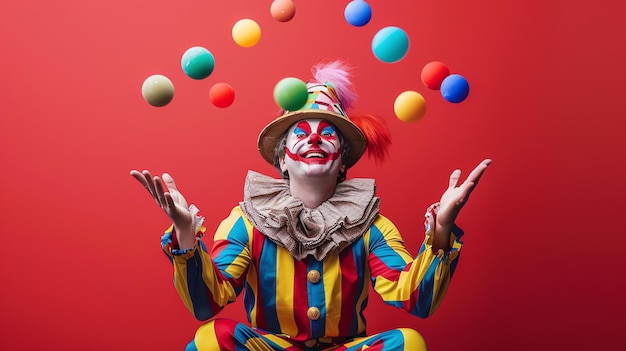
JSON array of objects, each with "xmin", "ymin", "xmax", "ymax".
[
  {"xmin": 320, "ymin": 126, "xmax": 335, "ymax": 136},
  {"xmin": 293, "ymin": 127, "xmax": 308, "ymax": 138}
]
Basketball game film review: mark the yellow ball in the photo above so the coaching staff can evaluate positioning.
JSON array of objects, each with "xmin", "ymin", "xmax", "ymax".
[
  {"xmin": 232, "ymin": 19, "xmax": 261, "ymax": 47},
  {"xmin": 394, "ymin": 90, "xmax": 426, "ymax": 122}
]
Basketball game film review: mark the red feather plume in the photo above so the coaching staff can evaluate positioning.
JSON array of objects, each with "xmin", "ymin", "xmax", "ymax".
[{"xmin": 350, "ymin": 113, "xmax": 392, "ymax": 164}]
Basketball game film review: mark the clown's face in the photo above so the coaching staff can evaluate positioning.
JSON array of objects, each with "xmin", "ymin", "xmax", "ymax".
[{"xmin": 281, "ymin": 119, "xmax": 345, "ymax": 179}]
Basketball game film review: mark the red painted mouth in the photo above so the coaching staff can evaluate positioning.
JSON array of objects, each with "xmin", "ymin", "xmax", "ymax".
[
  {"xmin": 299, "ymin": 149, "xmax": 330, "ymax": 164},
  {"xmin": 285, "ymin": 147, "xmax": 341, "ymax": 165}
]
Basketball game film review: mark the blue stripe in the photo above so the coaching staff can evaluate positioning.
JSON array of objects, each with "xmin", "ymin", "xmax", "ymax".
[
  {"xmin": 369, "ymin": 224, "xmax": 406, "ymax": 270},
  {"xmin": 243, "ymin": 283, "xmax": 255, "ymax": 322},
  {"xmin": 161, "ymin": 232, "xmax": 174, "ymax": 264},
  {"xmin": 412, "ymin": 256, "xmax": 439, "ymax": 318},
  {"xmin": 380, "ymin": 329, "xmax": 405, "ymax": 349},
  {"xmin": 186, "ymin": 249, "xmax": 213, "ymax": 320},
  {"xmin": 184, "ymin": 340, "xmax": 198, "ymax": 351},
  {"xmin": 232, "ymin": 322, "xmax": 289, "ymax": 351},
  {"xmin": 351, "ymin": 237, "xmax": 366, "ymax": 335},
  {"xmin": 449, "ymin": 229, "xmax": 463, "ymax": 276},
  {"xmin": 308, "ymin": 257, "xmax": 325, "ymax": 337},
  {"xmin": 449, "ymin": 250, "xmax": 461, "ymax": 276},
  {"xmin": 344, "ymin": 329, "xmax": 404, "ymax": 350},
  {"xmin": 416, "ymin": 242, "xmax": 427, "ymax": 256},
  {"xmin": 359, "ymin": 296, "xmax": 369, "ymax": 326},
  {"xmin": 258, "ymin": 240, "xmax": 279, "ymax": 331},
  {"xmin": 214, "ymin": 217, "xmax": 249, "ymax": 283},
  {"xmin": 233, "ymin": 323, "xmax": 256, "ymax": 351}
]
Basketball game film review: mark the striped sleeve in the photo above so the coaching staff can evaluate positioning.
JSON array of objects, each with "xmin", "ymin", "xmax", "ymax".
[
  {"xmin": 367, "ymin": 211, "xmax": 463, "ymax": 318},
  {"xmin": 161, "ymin": 206, "xmax": 252, "ymax": 321}
]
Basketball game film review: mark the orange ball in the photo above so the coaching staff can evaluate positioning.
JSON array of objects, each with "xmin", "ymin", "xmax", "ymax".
[
  {"xmin": 270, "ymin": 0, "xmax": 296, "ymax": 22},
  {"xmin": 209, "ymin": 83, "xmax": 235, "ymax": 108}
]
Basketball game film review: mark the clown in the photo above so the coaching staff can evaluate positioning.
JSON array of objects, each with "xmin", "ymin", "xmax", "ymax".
[{"xmin": 131, "ymin": 61, "xmax": 491, "ymax": 350}]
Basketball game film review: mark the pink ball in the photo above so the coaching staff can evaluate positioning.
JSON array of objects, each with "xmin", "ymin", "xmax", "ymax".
[
  {"xmin": 421, "ymin": 61, "xmax": 450, "ymax": 90},
  {"xmin": 209, "ymin": 83, "xmax": 235, "ymax": 108},
  {"xmin": 270, "ymin": 0, "xmax": 296, "ymax": 22}
]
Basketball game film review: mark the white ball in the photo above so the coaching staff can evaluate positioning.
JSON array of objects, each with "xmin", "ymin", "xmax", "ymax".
[{"xmin": 142, "ymin": 74, "xmax": 174, "ymax": 107}]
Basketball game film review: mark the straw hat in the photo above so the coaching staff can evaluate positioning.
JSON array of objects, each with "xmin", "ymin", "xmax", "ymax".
[{"xmin": 257, "ymin": 81, "xmax": 367, "ymax": 168}]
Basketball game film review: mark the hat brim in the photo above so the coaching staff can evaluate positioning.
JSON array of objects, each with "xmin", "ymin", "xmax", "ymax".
[{"xmin": 257, "ymin": 110, "xmax": 367, "ymax": 169}]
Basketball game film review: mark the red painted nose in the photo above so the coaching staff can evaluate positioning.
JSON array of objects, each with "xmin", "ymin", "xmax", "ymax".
[{"xmin": 308, "ymin": 133, "xmax": 322, "ymax": 145}]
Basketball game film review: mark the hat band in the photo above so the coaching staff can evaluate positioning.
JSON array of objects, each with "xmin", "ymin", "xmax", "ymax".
[{"xmin": 286, "ymin": 82, "xmax": 348, "ymax": 118}]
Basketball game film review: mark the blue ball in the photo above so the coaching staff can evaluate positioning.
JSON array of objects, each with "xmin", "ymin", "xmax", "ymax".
[
  {"xmin": 440, "ymin": 74, "xmax": 470, "ymax": 103},
  {"xmin": 371, "ymin": 26, "xmax": 409, "ymax": 63},
  {"xmin": 345, "ymin": 1, "xmax": 372, "ymax": 27},
  {"xmin": 181, "ymin": 46, "xmax": 215, "ymax": 80}
]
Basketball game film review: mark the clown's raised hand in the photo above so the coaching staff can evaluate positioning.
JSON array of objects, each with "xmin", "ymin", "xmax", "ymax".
[
  {"xmin": 130, "ymin": 170, "xmax": 196, "ymax": 249},
  {"xmin": 433, "ymin": 159, "xmax": 492, "ymax": 251}
]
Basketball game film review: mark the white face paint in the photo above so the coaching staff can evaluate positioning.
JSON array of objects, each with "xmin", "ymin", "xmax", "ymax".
[{"xmin": 281, "ymin": 119, "xmax": 345, "ymax": 179}]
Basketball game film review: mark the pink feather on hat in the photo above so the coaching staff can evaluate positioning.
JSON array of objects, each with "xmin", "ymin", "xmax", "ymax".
[
  {"xmin": 312, "ymin": 61, "xmax": 391, "ymax": 164},
  {"xmin": 311, "ymin": 61, "xmax": 358, "ymax": 110}
]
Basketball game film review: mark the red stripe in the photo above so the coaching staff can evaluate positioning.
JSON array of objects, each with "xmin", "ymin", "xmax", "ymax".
[
  {"xmin": 292, "ymin": 258, "xmax": 310, "ymax": 340},
  {"xmin": 338, "ymin": 247, "xmax": 357, "ymax": 335},
  {"xmin": 403, "ymin": 261, "xmax": 417, "ymax": 310},
  {"xmin": 213, "ymin": 319, "xmax": 239, "ymax": 350},
  {"xmin": 251, "ymin": 229, "xmax": 267, "ymax": 330},
  {"xmin": 368, "ymin": 252, "xmax": 402, "ymax": 281},
  {"xmin": 367, "ymin": 338, "xmax": 386, "ymax": 350},
  {"xmin": 210, "ymin": 239, "xmax": 228, "ymax": 259}
]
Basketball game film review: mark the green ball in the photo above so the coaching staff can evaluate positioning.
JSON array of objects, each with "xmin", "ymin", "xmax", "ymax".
[{"xmin": 273, "ymin": 77, "xmax": 308, "ymax": 111}]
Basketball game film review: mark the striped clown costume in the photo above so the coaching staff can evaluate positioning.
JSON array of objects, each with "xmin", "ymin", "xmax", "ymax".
[
  {"xmin": 161, "ymin": 172, "xmax": 464, "ymax": 351},
  {"xmin": 158, "ymin": 62, "xmax": 468, "ymax": 350}
]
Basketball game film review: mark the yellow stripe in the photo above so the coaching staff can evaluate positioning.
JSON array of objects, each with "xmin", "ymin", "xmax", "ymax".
[
  {"xmin": 260, "ymin": 334, "xmax": 295, "ymax": 348},
  {"xmin": 374, "ymin": 248, "xmax": 434, "ymax": 301},
  {"xmin": 200, "ymin": 252, "xmax": 236, "ymax": 305},
  {"xmin": 214, "ymin": 208, "xmax": 243, "ymax": 240},
  {"xmin": 193, "ymin": 321, "xmax": 218, "ymax": 351},
  {"xmin": 231, "ymin": 209, "xmax": 259, "ymax": 326},
  {"xmin": 198, "ymin": 206, "xmax": 252, "ymax": 307},
  {"xmin": 172, "ymin": 255, "xmax": 194, "ymax": 313},
  {"xmin": 323, "ymin": 254, "xmax": 341, "ymax": 336},
  {"xmin": 399, "ymin": 327, "xmax": 427, "ymax": 350},
  {"xmin": 275, "ymin": 247, "xmax": 297, "ymax": 335},
  {"xmin": 172, "ymin": 220, "xmax": 237, "ymax": 310},
  {"xmin": 430, "ymin": 261, "xmax": 452, "ymax": 313},
  {"xmin": 224, "ymin": 211, "xmax": 254, "ymax": 279},
  {"xmin": 244, "ymin": 337, "xmax": 278, "ymax": 351}
]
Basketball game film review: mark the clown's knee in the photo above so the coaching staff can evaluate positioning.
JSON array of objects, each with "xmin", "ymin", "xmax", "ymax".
[
  {"xmin": 186, "ymin": 319, "xmax": 239, "ymax": 351},
  {"xmin": 398, "ymin": 328, "xmax": 427, "ymax": 350}
]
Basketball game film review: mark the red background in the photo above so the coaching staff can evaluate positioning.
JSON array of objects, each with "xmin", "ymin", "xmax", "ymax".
[{"xmin": 1, "ymin": 1, "xmax": 624, "ymax": 350}]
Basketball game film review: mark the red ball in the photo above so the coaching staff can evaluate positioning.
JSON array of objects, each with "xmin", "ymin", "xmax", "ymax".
[
  {"xmin": 421, "ymin": 61, "xmax": 450, "ymax": 90},
  {"xmin": 209, "ymin": 83, "xmax": 235, "ymax": 108},
  {"xmin": 270, "ymin": 0, "xmax": 296, "ymax": 22}
]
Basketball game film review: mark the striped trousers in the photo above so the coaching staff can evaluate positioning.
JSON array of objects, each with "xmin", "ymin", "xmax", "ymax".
[{"xmin": 184, "ymin": 319, "xmax": 427, "ymax": 351}]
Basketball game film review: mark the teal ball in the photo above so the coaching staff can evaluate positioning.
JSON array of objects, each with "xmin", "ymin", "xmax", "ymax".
[
  {"xmin": 372, "ymin": 26, "xmax": 409, "ymax": 63},
  {"xmin": 181, "ymin": 46, "xmax": 215, "ymax": 80}
]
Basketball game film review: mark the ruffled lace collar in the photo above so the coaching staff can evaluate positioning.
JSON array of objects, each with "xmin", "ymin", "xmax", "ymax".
[{"xmin": 239, "ymin": 170, "xmax": 380, "ymax": 260}]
